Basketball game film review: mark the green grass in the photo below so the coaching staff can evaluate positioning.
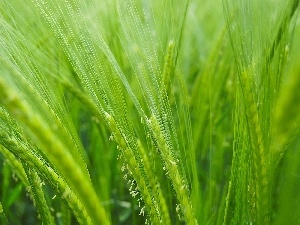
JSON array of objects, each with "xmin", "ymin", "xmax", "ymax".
[{"xmin": 0, "ymin": 0, "xmax": 300, "ymax": 224}]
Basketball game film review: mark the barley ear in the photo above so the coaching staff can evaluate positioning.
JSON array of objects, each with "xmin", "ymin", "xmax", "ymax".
[
  {"xmin": 148, "ymin": 115, "xmax": 198, "ymax": 225},
  {"xmin": 240, "ymin": 70, "xmax": 269, "ymax": 223},
  {"xmin": 105, "ymin": 112, "xmax": 163, "ymax": 224},
  {"xmin": 23, "ymin": 165, "xmax": 55, "ymax": 225},
  {"xmin": 162, "ymin": 40, "xmax": 175, "ymax": 95},
  {"xmin": 0, "ymin": 145, "xmax": 28, "ymax": 187},
  {"xmin": 0, "ymin": 129, "xmax": 92, "ymax": 225},
  {"xmin": 0, "ymin": 77, "xmax": 110, "ymax": 225},
  {"xmin": 137, "ymin": 139, "xmax": 171, "ymax": 225}
]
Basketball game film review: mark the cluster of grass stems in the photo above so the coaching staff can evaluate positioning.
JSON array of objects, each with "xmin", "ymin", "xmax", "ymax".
[{"xmin": 0, "ymin": 0, "xmax": 300, "ymax": 224}]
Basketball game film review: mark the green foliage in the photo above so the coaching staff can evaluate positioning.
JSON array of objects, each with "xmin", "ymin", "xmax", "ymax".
[{"xmin": 0, "ymin": 0, "xmax": 300, "ymax": 224}]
